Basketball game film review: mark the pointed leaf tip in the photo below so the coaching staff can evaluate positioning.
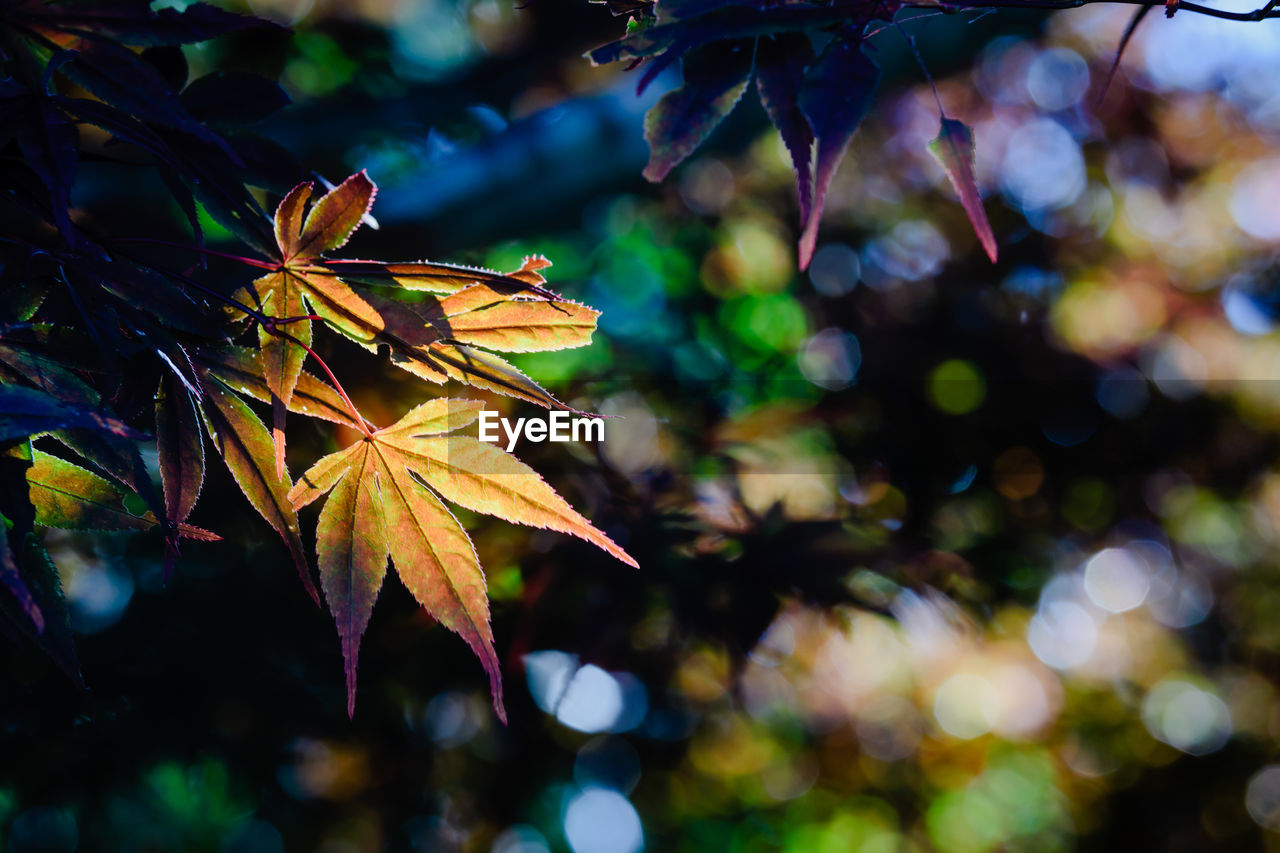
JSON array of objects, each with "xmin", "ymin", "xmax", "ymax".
[
  {"xmin": 292, "ymin": 399, "xmax": 627, "ymax": 721},
  {"xmin": 796, "ymin": 34, "xmax": 880, "ymax": 270},
  {"xmin": 756, "ymin": 34, "xmax": 816, "ymax": 232},
  {"xmin": 642, "ymin": 40, "xmax": 754, "ymax": 183},
  {"xmin": 292, "ymin": 171, "xmax": 377, "ymax": 262},
  {"xmin": 929, "ymin": 117, "xmax": 998, "ymax": 264}
]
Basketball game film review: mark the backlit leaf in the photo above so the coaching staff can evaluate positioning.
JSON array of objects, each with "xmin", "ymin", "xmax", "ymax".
[
  {"xmin": 27, "ymin": 449, "xmax": 215, "ymax": 540},
  {"xmin": 293, "ymin": 171, "xmax": 376, "ymax": 262},
  {"xmin": 198, "ymin": 371, "xmax": 317, "ymax": 604},
  {"xmin": 288, "ymin": 398, "xmax": 637, "ymax": 719},
  {"xmin": 193, "ymin": 346, "xmax": 360, "ymax": 429},
  {"xmin": 273, "ymin": 182, "xmax": 312, "ymax": 264},
  {"xmin": 929, "ymin": 117, "xmax": 998, "ymax": 264}
]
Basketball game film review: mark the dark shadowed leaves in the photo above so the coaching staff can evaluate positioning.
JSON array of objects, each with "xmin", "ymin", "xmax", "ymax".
[
  {"xmin": 642, "ymin": 39, "xmax": 755, "ymax": 182},
  {"xmin": 16, "ymin": 99, "xmax": 78, "ymax": 241},
  {"xmin": 0, "ymin": 385, "xmax": 143, "ymax": 443},
  {"xmin": 0, "ymin": 529, "xmax": 85, "ymax": 688},
  {"xmin": 181, "ymin": 72, "xmax": 291, "ymax": 127},
  {"xmin": 156, "ymin": 373, "xmax": 205, "ymax": 525},
  {"xmin": 9, "ymin": 0, "xmax": 282, "ymax": 46},
  {"xmin": 796, "ymin": 33, "xmax": 879, "ymax": 269},
  {"xmin": 0, "ymin": 511, "xmax": 42, "ymax": 634},
  {"xmin": 756, "ymin": 33, "xmax": 815, "ymax": 228}
]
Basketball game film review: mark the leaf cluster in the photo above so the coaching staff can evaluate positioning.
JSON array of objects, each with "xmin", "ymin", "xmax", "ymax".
[
  {"xmin": 588, "ymin": 0, "xmax": 996, "ymax": 266},
  {"xmin": 0, "ymin": 0, "xmax": 634, "ymax": 718}
]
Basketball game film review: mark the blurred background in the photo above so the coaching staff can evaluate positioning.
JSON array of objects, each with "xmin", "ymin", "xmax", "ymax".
[{"xmin": 7, "ymin": 0, "xmax": 1280, "ymax": 849}]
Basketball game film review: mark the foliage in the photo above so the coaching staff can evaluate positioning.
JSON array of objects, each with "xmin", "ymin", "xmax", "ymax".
[
  {"xmin": 0, "ymin": 0, "xmax": 633, "ymax": 718},
  {"xmin": 7, "ymin": 0, "xmax": 1280, "ymax": 849},
  {"xmin": 588, "ymin": 0, "xmax": 996, "ymax": 267}
]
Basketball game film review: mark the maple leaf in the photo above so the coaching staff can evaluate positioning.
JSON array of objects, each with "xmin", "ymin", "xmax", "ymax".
[
  {"xmin": 287, "ymin": 398, "xmax": 637, "ymax": 719},
  {"xmin": 242, "ymin": 172, "xmax": 600, "ymax": 476},
  {"xmin": 26, "ymin": 448, "xmax": 218, "ymax": 541}
]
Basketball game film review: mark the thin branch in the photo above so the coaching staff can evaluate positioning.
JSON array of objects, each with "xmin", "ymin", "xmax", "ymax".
[
  {"xmin": 909, "ymin": 0, "xmax": 1280, "ymax": 21},
  {"xmin": 896, "ymin": 21, "xmax": 945, "ymax": 115},
  {"xmin": 283, "ymin": 334, "xmax": 376, "ymax": 436}
]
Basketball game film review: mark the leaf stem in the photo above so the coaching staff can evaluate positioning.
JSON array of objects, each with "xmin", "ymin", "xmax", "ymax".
[
  {"xmin": 114, "ymin": 253, "xmax": 373, "ymax": 435},
  {"xmin": 280, "ymin": 334, "xmax": 375, "ymax": 437},
  {"xmin": 912, "ymin": 0, "xmax": 1280, "ymax": 20}
]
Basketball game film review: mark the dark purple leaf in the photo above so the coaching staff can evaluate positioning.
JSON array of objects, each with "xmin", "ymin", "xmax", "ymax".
[
  {"xmin": 141, "ymin": 45, "xmax": 189, "ymax": 92},
  {"xmin": 0, "ymin": 385, "xmax": 144, "ymax": 443},
  {"xmin": 11, "ymin": 0, "xmax": 283, "ymax": 46},
  {"xmin": 642, "ymin": 39, "xmax": 755, "ymax": 182},
  {"xmin": 755, "ymin": 33, "xmax": 815, "ymax": 228},
  {"xmin": 181, "ymin": 72, "xmax": 290, "ymax": 127},
  {"xmin": 929, "ymin": 117, "xmax": 998, "ymax": 263},
  {"xmin": 588, "ymin": 2, "xmax": 863, "ymax": 66},
  {"xmin": 156, "ymin": 372, "xmax": 205, "ymax": 525},
  {"xmin": 591, "ymin": 0, "xmax": 654, "ymax": 14},
  {"xmin": 796, "ymin": 33, "xmax": 879, "ymax": 269},
  {"xmin": 58, "ymin": 254, "xmax": 208, "ymax": 333},
  {"xmin": 59, "ymin": 39, "xmax": 240, "ymax": 161},
  {"xmin": 227, "ymin": 133, "xmax": 308, "ymax": 194},
  {"xmin": 0, "ymin": 516, "xmax": 43, "ymax": 635},
  {"xmin": 10, "ymin": 529, "xmax": 84, "ymax": 688},
  {"xmin": 16, "ymin": 100, "xmax": 78, "ymax": 241}
]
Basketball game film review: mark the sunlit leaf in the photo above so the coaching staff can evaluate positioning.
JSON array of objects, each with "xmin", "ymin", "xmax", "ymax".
[
  {"xmin": 193, "ymin": 346, "xmax": 360, "ymax": 429},
  {"xmin": 27, "ymin": 449, "xmax": 215, "ymax": 540},
  {"xmin": 292, "ymin": 171, "xmax": 376, "ymax": 263},
  {"xmin": 198, "ymin": 371, "xmax": 317, "ymax": 604},
  {"xmin": 289, "ymin": 398, "xmax": 637, "ymax": 719}
]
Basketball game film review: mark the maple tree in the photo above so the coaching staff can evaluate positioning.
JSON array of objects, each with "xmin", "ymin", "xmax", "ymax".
[
  {"xmin": 0, "ymin": 0, "xmax": 633, "ymax": 719},
  {"xmin": 4, "ymin": 0, "xmax": 1277, "ymax": 723}
]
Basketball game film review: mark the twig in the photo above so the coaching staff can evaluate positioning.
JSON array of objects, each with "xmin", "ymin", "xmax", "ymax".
[{"xmin": 908, "ymin": 0, "xmax": 1280, "ymax": 21}]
